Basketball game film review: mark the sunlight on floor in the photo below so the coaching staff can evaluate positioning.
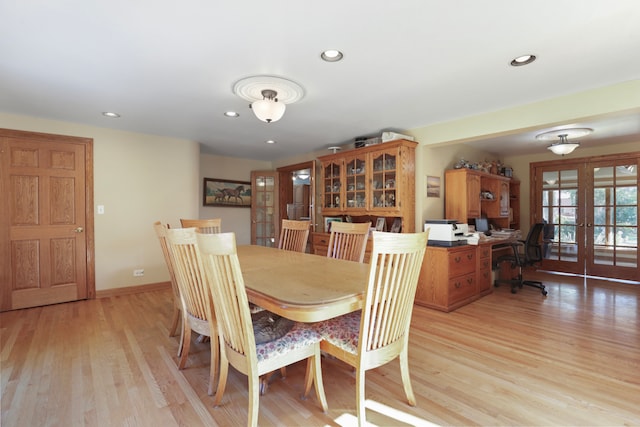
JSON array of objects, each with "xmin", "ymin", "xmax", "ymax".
[{"xmin": 329, "ymin": 399, "xmax": 440, "ymax": 427}]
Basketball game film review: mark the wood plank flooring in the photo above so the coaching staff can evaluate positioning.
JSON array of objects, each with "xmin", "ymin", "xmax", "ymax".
[{"xmin": 2, "ymin": 271, "xmax": 639, "ymax": 426}]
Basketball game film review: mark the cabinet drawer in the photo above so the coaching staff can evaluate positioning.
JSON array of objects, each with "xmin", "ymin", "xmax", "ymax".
[
  {"xmin": 448, "ymin": 273, "xmax": 476, "ymax": 303},
  {"xmin": 312, "ymin": 233, "xmax": 330, "ymax": 246},
  {"xmin": 477, "ymin": 268, "xmax": 492, "ymax": 293},
  {"xmin": 478, "ymin": 246, "xmax": 491, "ymax": 259},
  {"xmin": 448, "ymin": 250, "xmax": 476, "ymax": 276}
]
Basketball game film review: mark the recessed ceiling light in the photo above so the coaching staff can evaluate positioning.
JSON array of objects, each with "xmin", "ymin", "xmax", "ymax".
[
  {"xmin": 224, "ymin": 111, "xmax": 239, "ymax": 117},
  {"xmin": 265, "ymin": 140, "xmax": 276, "ymax": 144},
  {"xmin": 510, "ymin": 54, "xmax": 536, "ymax": 67},
  {"xmin": 102, "ymin": 111, "xmax": 120, "ymax": 118},
  {"xmin": 321, "ymin": 49, "xmax": 343, "ymax": 62}
]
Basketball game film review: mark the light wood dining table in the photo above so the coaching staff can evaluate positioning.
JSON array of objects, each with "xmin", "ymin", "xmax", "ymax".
[{"xmin": 237, "ymin": 245, "xmax": 369, "ymax": 322}]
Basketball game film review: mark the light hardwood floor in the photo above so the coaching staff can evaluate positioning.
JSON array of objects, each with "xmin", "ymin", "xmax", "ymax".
[{"xmin": 1, "ymin": 271, "xmax": 639, "ymax": 426}]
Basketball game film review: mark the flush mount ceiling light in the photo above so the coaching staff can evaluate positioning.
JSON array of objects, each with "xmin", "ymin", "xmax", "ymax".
[
  {"xmin": 102, "ymin": 111, "xmax": 120, "ymax": 118},
  {"xmin": 224, "ymin": 111, "xmax": 239, "ymax": 118},
  {"xmin": 233, "ymin": 76, "xmax": 305, "ymax": 123},
  {"xmin": 536, "ymin": 127, "xmax": 592, "ymax": 155},
  {"xmin": 510, "ymin": 54, "xmax": 536, "ymax": 67}
]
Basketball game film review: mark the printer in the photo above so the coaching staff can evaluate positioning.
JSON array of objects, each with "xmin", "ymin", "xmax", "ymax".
[{"xmin": 424, "ymin": 219, "xmax": 468, "ymax": 247}]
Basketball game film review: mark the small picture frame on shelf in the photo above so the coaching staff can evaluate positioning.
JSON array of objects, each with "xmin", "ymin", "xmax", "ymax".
[
  {"xmin": 375, "ymin": 217, "xmax": 386, "ymax": 232},
  {"xmin": 324, "ymin": 217, "xmax": 342, "ymax": 233},
  {"xmin": 390, "ymin": 218, "xmax": 402, "ymax": 233}
]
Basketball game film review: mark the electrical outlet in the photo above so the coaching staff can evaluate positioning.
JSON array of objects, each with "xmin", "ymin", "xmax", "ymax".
[{"xmin": 133, "ymin": 269, "xmax": 144, "ymax": 277}]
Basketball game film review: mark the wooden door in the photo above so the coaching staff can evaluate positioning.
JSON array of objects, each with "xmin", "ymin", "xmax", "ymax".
[
  {"xmin": 535, "ymin": 165, "xmax": 586, "ymax": 275},
  {"xmin": 0, "ymin": 129, "xmax": 94, "ymax": 311},
  {"xmin": 532, "ymin": 152, "xmax": 639, "ymax": 281},
  {"xmin": 250, "ymin": 170, "xmax": 279, "ymax": 247},
  {"xmin": 586, "ymin": 158, "xmax": 638, "ymax": 281}
]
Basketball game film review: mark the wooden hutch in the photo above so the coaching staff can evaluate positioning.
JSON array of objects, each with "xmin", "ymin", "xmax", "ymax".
[{"xmin": 311, "ymin": 139, "xmax": 417, "ymax": 259}]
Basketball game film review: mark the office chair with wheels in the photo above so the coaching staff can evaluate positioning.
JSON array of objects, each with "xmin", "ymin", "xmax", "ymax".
[{"xmin": 494, "ymin": 223, "xmax": 548, "ymax": 296}]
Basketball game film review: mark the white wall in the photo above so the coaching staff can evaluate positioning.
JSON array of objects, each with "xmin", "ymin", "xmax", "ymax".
[{"xmin": 198, "ymin": 153, "xmax": 271, "ymax": 245}]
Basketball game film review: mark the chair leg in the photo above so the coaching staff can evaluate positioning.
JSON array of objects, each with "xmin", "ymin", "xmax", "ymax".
[
  {"xmin": 207, "ymin": 331, "xmax": 219, "ymax": 395},
  {"xmin": 399, "ymin": 347, "xmax": 416, "ymax": 406},
  {"xmin": 355, "ymin": 368, "xmax": 366, "ymax": 427},
  {"xmin": 169, "ymin": 306, "xmax": 180, "ymax": 337},
  {"xmin": 213, "ymin": 350, "xmax": 229, "ymax": 407},
  {"xmin": 248, "ymin": 369, "xmax": 261, "ymax": 427},
  {"xmin": 523, "ymin": 280, "xmax": 548, "ymax": 296},
  {"xmin": 178, "ymin": 322, "xmax": 191, "ymax": 369}
]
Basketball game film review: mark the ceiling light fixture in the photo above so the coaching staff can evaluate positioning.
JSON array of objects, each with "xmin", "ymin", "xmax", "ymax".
[
  {"xmin": 510, "ymin": 54, "xmax": 536, "ymax": 67},
  {"xmin": 102, "ymin": 111, "xmax": 120, "ymax": 118},
  {"xmin": 250, "ymin": 89, "xmax": 285, "ymax": 123},
  {"xmin": 224, "ymin": 111, "xmax": 239, "ymax": 118},
  {"xmin": 547, "ymin": 134, "xmax": 580, "ymax": 156},
  {"xmin": 321, "ymin": 49, "xmax": 343, "ymax": 62},
  {"xmin": 233, "ymin": 76, "xmax": 305, "ymax": 124},
  {"xmin": 536, "ymin": 127, "xmax": 592, "ymax": 156}
]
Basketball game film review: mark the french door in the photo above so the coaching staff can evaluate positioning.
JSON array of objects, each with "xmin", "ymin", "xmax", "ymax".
[
  {"xmin": 532, "ymin": 153, "xmax": 639, "ymax": 281},
  {"xmin": 250, "ymin": 171, "xmax": 279, "ymax": 247}
]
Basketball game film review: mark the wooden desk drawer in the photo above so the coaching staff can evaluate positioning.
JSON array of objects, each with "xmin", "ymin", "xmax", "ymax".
[
  {"xmin": 477, "ymin": 268, "xmax": 492, "ymax": 293},
  {"xmin": 478, "ymin": 246, "xmax": 491, "ymax": 259},
  {"xmin": 448, "ymin": 273, "xmax": 476, "ymax": 303},
  {"xmin": 448, "ymin": 250, "xmax": 476, "ymax": 276}
]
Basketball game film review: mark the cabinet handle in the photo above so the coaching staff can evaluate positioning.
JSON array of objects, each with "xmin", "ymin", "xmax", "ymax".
[
  {"xmin": 454, "ymin": 256, "xmax": 461, "ymax": 263},
  {"xmin": 467, "ymin": 277, "xmax": 473, "ymax": 284},
  {"xmin": 454, "ymin": 282, "xmax": 461, "ymax": 288},
  {"xmin": 467, "ymin": 254, "xmax": 473, "ymax": 260}
]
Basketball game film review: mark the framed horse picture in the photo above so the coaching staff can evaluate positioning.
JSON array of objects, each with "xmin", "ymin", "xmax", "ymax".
[{"xmin": 203, "ymin": 178, "xmax": 251, "ymax": 207}]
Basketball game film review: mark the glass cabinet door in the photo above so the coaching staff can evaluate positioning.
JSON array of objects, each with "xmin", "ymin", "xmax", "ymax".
[
  {"xmin": 251, "ymin": 171, "xmax": 278, "ymax": 247},
  {"xmin": 344, "ymin": 154, "xmax": 367, "ymax": 211},
  {"xmin": 370, "ymin": 149, "xmax": 398, "ymax": 211},
  {"xmin": 322, "ymin": 160, "xmax": 342, "ymax": 212}
]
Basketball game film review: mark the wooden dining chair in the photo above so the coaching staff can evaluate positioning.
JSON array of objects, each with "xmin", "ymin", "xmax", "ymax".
[
  {"xmin": 180, "ymin": 218, "xmax": 222, "ymax": 234},
  {"xmin": 153, "ymin": 221, "xmax": 184, "ymax": 356},
  {"xmin": 314, "ymin": 230, "xmax": 429, "ymax": 426},
  {"xmin": 326, "ymin": 221, "xmax": 371, "ymax": 263},
  {"xmin": 165, "ymin": 227, "xmax": 218, "ymax": 395},
  {"xmin": 196, "ymin": 232, "xmax": 328, "ymax": 427},
  {"xmin": 278, "ymin": 219, "xmax": 311, "ymax": 252}
]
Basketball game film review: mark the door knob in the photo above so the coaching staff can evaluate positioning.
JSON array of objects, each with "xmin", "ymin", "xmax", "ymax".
[{"xmin": 74, "ymin": 227, "xmax": 84, "ymax": 233}]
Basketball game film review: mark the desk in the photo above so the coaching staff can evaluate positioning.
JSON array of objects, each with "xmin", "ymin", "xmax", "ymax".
[
  {"xmin": 415, "ymin": 237, "xmax": 513, "ymax": 312},
  {"xmin": 237, "ymin": 245, "xmax": 369, "ymax": 322}
]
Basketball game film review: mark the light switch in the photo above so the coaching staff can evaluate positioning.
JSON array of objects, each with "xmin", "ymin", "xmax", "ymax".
[{"xmin": 97, "ymin": 205, "xmax": 105, "ymax": 214}]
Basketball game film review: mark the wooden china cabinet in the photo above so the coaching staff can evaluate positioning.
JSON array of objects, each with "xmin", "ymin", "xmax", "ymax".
[
  {"xmin": 318, "ymin": 139, "xmax": 416, "ymax": 230},
  {"xmin": 313, "ymin": 139, "xmax": 417, "ymax": 256}
]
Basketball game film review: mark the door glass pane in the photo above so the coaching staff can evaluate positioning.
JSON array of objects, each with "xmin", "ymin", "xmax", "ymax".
[
  {"xmin": 541, "ymin": 169, "xmax": 579, "ymax": 262},
  {"xmin": 591, "ymin": 163, "xmax": 637, "ymax": 270}
]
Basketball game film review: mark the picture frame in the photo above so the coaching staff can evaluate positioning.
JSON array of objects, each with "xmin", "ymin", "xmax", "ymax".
[
  {"xmin": 375, "ymin": 217, "xmax": 386, "ymax": 232},
  {"xmin": 324, "ymin": 216, "xmax": 343, "ymax": 233},
  {"xmin": 427, "ymin": 175, "xmax": 441, "ymax": 198},
  {"xmin": 203, "ymin": 178, "xmax": 251, "ymax": 207},
  {"xmin": 390, "ymin": 218, "xmax": 402, "ymax": 233}
]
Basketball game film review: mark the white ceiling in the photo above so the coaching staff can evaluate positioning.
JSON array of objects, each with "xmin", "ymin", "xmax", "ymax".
[{"xmin": 1, "ymin": 1, "xmax": 639, "ymax": 161}]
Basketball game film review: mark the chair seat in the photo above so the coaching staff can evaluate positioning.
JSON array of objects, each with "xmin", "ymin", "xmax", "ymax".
[
  {"xmin": 314, "ymin": 311, "xmax": 361, "ymax": 354},
  {"xmin": 256, "ymin": 323, "xmax": 322, "ymax": 363}
]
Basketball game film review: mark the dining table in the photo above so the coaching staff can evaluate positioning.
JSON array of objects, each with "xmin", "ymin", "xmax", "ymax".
[{"xmin": 237, "ymin": 245, "xmax": 369, "ymax": 322}]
